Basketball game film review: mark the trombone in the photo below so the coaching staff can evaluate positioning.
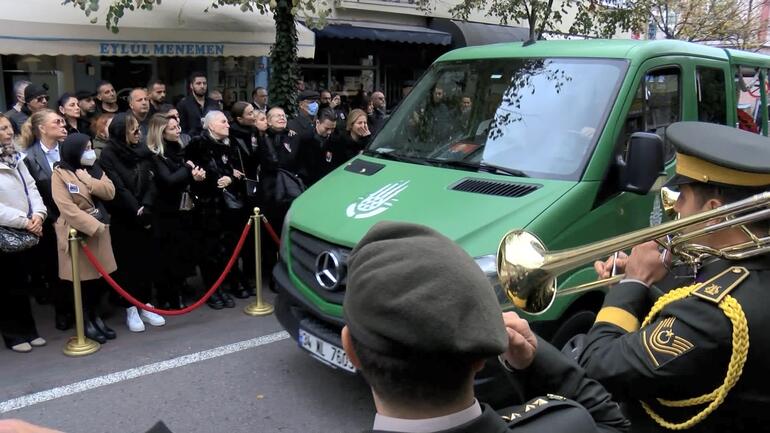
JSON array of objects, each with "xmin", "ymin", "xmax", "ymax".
[{"xmin": 497, "ymin": 190, "xmax": 770, "ymax": 315}]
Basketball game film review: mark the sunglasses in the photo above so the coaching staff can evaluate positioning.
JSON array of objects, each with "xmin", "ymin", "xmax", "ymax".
[{"xmin": 34, "ymin": 96, "xmax": 49, "ymax": 103}]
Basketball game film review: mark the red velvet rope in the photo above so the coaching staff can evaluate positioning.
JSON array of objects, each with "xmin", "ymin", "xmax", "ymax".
[
  {"xmin": 80, "ymin": 219, "xmax": 253, "ymax": 316},
  {"xmin": 260, "ymin": 216, "xmax": 281, "ymax": 246}
]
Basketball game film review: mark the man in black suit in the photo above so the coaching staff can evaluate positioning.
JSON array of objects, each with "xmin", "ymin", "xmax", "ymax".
[{"xmin": 342, "ymin": 222, "xmax": 629, "ymax": 433}]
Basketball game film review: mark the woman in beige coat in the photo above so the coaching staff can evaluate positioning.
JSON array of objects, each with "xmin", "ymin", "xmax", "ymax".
[{"xmin": 51, "ymin": 133, "xmax": 117, "ymax": 343}]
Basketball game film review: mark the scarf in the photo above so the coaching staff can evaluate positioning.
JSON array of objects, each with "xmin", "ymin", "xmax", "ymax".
[{"xmin": 0, "ymin": 139, "xmax": 20, "ymax": 169}]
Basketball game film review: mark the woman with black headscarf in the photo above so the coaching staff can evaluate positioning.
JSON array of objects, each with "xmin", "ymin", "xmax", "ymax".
[
  {"xmin": 51, "ymin": 133, "xmax": 117, "ymax": 343},
  {"xmin": 99, "ymin": 113, "xmax": 165, "ymax": 332}
]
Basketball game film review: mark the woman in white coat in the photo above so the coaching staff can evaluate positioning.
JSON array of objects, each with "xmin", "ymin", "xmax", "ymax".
[{"xmin": 0, "ymin": 114, "xmax": 48, "ymax": 353}]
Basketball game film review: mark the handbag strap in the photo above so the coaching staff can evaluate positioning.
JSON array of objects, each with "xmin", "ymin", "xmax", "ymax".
[
  {"xmin": 233, "ymin": 138, "xmax": 247, "ymax": 174},
  {"xmin": 16, "ymin": 166, "xmax": 33, "ymax": 218}
]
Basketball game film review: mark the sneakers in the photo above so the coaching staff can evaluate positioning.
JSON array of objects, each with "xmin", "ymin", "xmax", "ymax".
[
  {"xmin": 10, "ymin": 342, "xmax": 32, "ymax": 353},
  {"xmin": 29, "ymin": 337, "xmax": 46, "ymax": 347},
  {"xmin": 140, "ymin": 304, "xmax": 166, "ymax": 327},
  {"xmin": 126, "ymin": 306, "xmax": 145, "ymax": 332}
]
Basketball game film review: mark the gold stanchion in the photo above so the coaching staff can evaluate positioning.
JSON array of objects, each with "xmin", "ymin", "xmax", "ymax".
[
  {"xmin": 63, "ymin": 229, "xmax": 100, "ymax": 356},
  {"xmin": 245, "ymin": 207, "xmax": 274, "ymax": 316}
]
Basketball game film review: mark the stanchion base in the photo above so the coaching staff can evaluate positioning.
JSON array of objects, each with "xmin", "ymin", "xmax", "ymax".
[
  {"xmin": 63, "ymin": 337, "xmax": 100, "ymax": 357},
  {"xmin": 244, "ymin": 301, "xmax": 274, "ymax": 316}
]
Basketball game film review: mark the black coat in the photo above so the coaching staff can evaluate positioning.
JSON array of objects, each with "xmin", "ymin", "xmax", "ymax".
[
  {"xmin": 98, "ymin": 113, "xmax": 156, "ymax": 226},
  {"xmin": 328, "ymin": 131, "xmax": 369, "ymax": 170},
  {"xmin": 24, "ymin": 141, "xmax": 59, "ymax": 221},
  {"xmin": 296, "ymin": 129, "xmax": 334, "ymax": 186},
  {"xmin": 184, "ymin": 130, "xmax": 240, "ymax": 209},
  {"xmin": 176, "ymin": 95, "xmax": 219, "ymax": 137},
  {"xmin": 363, "ymin": 338, "xmax": 628, "ymax": 433},
  {"xmin": 151, "ymin": 140, "xmax": 192, "ymax": 215},
  {"xmin": 287, "ymin": 112, "xmax": 314, "ymax": 139},
  {"xmin": 578, "ymin": 255, "xmax": 770, "ymax": 432},
  {"xmin": 228, "ymin": 122, "xmax": 259, "ymax": 180}
]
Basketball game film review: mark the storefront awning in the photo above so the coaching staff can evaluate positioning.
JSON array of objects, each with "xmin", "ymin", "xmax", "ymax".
[
  {"xmin": 429, "ymin": 19, "xmax": 529, "ymax": 48},
  {"xmin": 313, "ymin": 20, "xmax": 451, "ymax": 45},
  {"xmin": 0, "ymin": 0, "xmax": 315, "ymax": 58}
]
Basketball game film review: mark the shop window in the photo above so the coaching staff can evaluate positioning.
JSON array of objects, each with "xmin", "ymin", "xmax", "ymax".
[{"xmin": 697, "ymin": 67, "xmax": 727, "ymax": 125}]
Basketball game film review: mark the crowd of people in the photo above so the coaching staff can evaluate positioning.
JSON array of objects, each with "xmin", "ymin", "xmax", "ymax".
[{"xmin": 0, "ymin": 73, "xmax": 389, "ymax": 353}]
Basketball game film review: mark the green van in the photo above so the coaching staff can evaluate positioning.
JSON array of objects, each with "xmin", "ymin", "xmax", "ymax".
[{"xmin": 272, "ymin": 39, "xmax": 770, "ymax": 397}]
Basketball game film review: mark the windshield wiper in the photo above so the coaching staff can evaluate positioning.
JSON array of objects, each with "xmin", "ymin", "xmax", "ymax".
[
  {"xmin": 424, "ymin": 158, "xmax": 529, "ymax": 178},
  {"xmin": 364, "ymin": 150, "xmax": 428, "ymax": 165}
]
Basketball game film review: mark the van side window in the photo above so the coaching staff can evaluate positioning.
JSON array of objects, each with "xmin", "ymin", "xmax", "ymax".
[
  {"xmin": 619, "ymin": 67, "xmax": 680, "ymax": 161},
  {"xmin": 697, "ymin": 67, "xmax": 727, "ymax": 125},
  {"xmin": 596, "ymin": 67, "xmax": 681, "ymax": 206}
]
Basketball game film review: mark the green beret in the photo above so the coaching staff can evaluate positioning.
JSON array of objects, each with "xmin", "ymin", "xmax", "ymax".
[{"xmin": 344, "ymin": 221, "xmax": 508, "ymax": 358}]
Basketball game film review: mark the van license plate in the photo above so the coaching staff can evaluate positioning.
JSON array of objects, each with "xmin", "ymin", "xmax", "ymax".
[{"xmin": 298, "ymin": 329, "xmax": 356, "ymax": 373}]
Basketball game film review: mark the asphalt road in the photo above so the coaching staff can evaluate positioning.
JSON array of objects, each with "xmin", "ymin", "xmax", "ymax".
[{"xmin": 0, "ymin": 291, "xmax": 374, "ymax": 433}]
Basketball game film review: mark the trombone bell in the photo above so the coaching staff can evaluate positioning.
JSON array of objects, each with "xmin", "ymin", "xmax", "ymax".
[{"xmin": 497, "ymin": 230, "xmax": 556, "ymax": 315}]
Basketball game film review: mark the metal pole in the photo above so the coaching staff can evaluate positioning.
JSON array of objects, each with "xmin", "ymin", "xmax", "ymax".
[
  {"xmin": 244, "ymin": 208, "xmax": 274, "ymax": 316},
  {"xmin": 63, "ymin": 229, "xmax": 100, "ymax": 356}
]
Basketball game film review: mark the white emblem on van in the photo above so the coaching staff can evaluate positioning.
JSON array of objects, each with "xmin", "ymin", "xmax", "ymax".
[{"xmin": 346, "ymin": 181, "xmax": 410, "ymax": 219}]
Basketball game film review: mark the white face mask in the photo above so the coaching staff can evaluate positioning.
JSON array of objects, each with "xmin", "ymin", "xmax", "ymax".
[{"xmin": 80, "ymin": 149, "xmax": 97, "ymax": 166}]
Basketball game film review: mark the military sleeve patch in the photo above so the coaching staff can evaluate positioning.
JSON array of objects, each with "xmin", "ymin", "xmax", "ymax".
[
  {"xmin": 642, "ymin": 317, "xmax": 695, "ymax": 369},
  {"xmin": 691, "ymin": 266, "xmax": 749, "ymax": 304}
]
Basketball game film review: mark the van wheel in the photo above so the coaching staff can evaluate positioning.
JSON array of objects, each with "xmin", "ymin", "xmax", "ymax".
[{"xmin": 549, "ymin": 310, "xmax": 596, "ymax": 350}]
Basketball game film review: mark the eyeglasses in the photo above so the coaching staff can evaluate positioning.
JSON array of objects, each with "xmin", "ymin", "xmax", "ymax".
[
  {"xmin": 53, "ymin": 118, "xmax": 66, "ymax": 126},
  {"xmin": 271, "ymin": 114, "xmax": 287, "ymax": 119}
]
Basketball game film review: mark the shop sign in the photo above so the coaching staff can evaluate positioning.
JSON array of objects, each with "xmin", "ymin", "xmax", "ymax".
[{"xmin": 99, "ymin": 42, "xmax": 225, "ymax": 56}]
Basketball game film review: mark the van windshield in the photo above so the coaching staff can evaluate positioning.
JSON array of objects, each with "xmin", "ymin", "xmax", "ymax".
[{"xmin": 369, "ymin": 58, "xmax": 628, "ymax": 180}]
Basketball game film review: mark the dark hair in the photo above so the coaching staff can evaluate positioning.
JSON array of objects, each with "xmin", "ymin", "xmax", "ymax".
[
  {"xmin": 252, "ymin": 87, "xmax": 266, "ymax": 97},
  {"xmin": 189, "ymin": 71, "xmax": 207, "ymax": 83},
  {"xmin": 689, "ymin": 183, "xmax": 769, "ymax": 233},
  {"xmin": 147, "ymin": 79, "xmax": 165, "ymax": 89},
  {"xmin": 230, "ymin": 101, "xmax": 252, "ymax": 121},
  {"xmin": 319, "ymin": 89, "xmax": 331, "ymax": 97},
  {"xmin": 350, "ymin": 335, "xmax": 476, "ymax": 407},
  {"xmin": 317, "ymin": 108, "xmax": 336, "ymax": 124},
  {"xmin": 157, "ymin": 104, "xmax": 175, "ymax": 114},
  {"xmin": 96, "ymin": 80, "xmax": 112, "ymax": 93},
  {"xmin": 57, "ymin": 93, "xmax": 77, "ymax": 111}
]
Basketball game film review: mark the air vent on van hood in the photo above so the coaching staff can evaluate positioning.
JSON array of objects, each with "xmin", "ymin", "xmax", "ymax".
[{"xmin": 450, "ymin": 178, "xmax": 541, "ymax": 198}]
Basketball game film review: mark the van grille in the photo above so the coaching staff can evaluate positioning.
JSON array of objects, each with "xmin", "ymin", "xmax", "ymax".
[
  {"xmin": 288, "ymin": 230, "xmax": 350, "ymax": 304},
  {"xmin": 451, "ymin": 178, "xmax": 540, "ymax": 198}
]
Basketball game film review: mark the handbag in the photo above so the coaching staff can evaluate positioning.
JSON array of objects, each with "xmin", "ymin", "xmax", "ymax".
[
  {"xmin": 0, "ymin": 167, "xmax": 40, "ymax": 253},
  {"xmin": 179, "ymin": 187, "xmax": 195, "ymax": 212},
  {"xmin": 272, "ymin": 168, "xmax": 306, "ymax": 206},
  {"xmin": 235, "ymin": 139, "xmax": 260, "ymax": 198},
  {"xmin": 222, "ymin": 188, "xmax": 244, "ymax": 210},
  {"xmin": 264, "ymin": 135, "xmax": 306, "ymax": 206}
]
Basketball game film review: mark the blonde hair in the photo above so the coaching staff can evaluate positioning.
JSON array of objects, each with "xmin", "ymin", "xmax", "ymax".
[
  {"xmin": 347, "ymin": 109, "xmax": 367, "ymax": 132},
  {"xmin": 19, "ymin": 109, "xmax": 57, "ymax": 149},
  {"xmin": 146, "ymin": 113, "xmax": 170, "ymax": 157}
]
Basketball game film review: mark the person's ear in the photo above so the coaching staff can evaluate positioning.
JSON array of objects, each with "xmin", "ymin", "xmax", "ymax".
[
  {"xmin": 704, "ymin": 197, "xmax": 723, "ymax": 212},
  {"xmin": 341, "ymin": 326, "xmax": 362, "ymax": 369},
  {"xmin": 470, "ymin": 358, "xmax": 485, "ymax": 374}
]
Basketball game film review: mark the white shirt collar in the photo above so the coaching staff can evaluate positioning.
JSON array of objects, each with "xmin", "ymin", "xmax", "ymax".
[
  {"xmin": 372, "ymin": 399, "xmax": 482, "ymax": 433},
  {"xmin": 40, "ymin": 141, "xmax": 59, "ymax": 154}
]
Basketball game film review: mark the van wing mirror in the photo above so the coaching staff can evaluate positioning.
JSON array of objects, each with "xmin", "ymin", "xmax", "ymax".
[{"xmin": 616, "ymin": 132, "xmax": 665, "ymax": 195}]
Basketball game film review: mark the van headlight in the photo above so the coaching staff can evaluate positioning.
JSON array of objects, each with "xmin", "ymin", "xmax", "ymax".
[
  {"xmin": 279, "ymin": 211, "xmax": 291, "ymax": 263},
  {"xmin": 474, "ymin": 254, "xmax": 508, "ymax": 305}
]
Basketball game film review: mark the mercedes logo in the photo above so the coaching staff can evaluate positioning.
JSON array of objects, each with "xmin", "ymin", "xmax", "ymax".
[{"xmin": 315, "ymin": 250, "xmax": 343, "ymax": 290}]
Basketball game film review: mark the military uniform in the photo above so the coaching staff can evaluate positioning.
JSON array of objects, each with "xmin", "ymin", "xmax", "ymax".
[
  {"xmin": 346, "ymin": 222, "xmax": 629, "ymax": 433},
  {"xmin": 576, "ymin": 122, "xmax": 770, "ymax": 432}
]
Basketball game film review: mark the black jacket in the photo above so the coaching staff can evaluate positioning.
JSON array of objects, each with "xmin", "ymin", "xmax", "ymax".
[
  {"xmin": 228, "ymin": 122, "xmax": 259, "ymax": 180},
  {"xmin": 287, "ymin": 112, "xmax": 314, "ymax": 139},
  {"xmin": 578, "ymin": 255, "xmax": 770, "ymax": 432},
  {"xmin": 176, "ymin": 95, "xmax": 219, "ymax": 137},
  {"xmin": 296, "ymin": 128, "xmax": 334, "ymax": 186},
  {"xmin": 98, "ymin": 113, "xmax": 156, "ymax": 225},
  {"xmin": 184, "ymin": 130, "xmax": 240, "ymax": 208},
  {"xmin": 328, "ymin": 131, "xmax": 369, "ymax": 170},
  {"xmin": 151, "ymin": 140, "xmax": 192, "ymax": 215},
  {"xmin": 364, "ymin": 338, "xmax": 629, "ymax": 433}
]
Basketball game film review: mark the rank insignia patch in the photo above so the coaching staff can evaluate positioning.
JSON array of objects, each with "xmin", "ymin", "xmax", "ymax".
[
  {"xmin": 692, "ymin": 266, "xmax": 749, "ymax": 304},
  {"xmin": 642, "ymin": 317, "xmax": 694, "ymax": 368}
]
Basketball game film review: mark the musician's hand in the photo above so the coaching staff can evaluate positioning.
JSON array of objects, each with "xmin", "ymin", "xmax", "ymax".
[
  {"xmin": 593, "ymin": 252, "xmax": 628, "ymax": 280},
  {"xmin": 501, "ymin": 312, "xmax": 537, "ymax": 370},
  {"xmin": 624, "ymin": 241, "xmax": 670, "ymax": 287}
]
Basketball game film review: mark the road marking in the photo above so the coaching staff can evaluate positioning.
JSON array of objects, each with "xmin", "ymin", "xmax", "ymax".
[{"xmin": 0, "ymin": 331, "xmax": 290, "ymax": 413}]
